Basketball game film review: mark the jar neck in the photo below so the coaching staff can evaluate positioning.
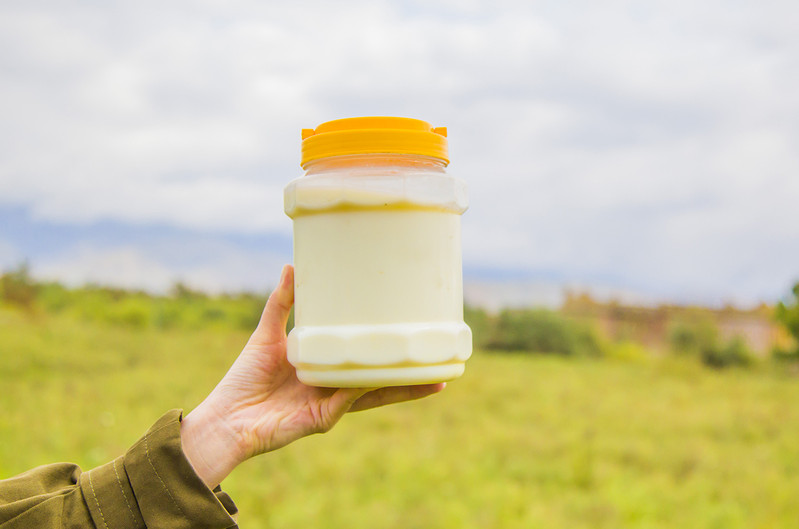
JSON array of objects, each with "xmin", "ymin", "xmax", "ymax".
[{"xmin": 303, "ymin": 153, "xmax": 447, "ymax": 175}]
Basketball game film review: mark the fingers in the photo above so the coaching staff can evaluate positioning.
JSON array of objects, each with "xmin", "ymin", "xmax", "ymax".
[
  {"xmin": 251, "ymin": 264, "xmax": 294, "ymax": 344},
  {"xmin": 319, "ymin": 388, "xmax": 372, "ymax": 432},
  {"xmin": 348, "ymin": 383, "xmax": 446, "ymax": 413},
  {"xmin": 329, "ymin": 387, "xmax": 372, "ymax": 415}
]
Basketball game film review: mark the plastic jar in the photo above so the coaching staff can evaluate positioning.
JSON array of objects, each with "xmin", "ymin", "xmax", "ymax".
[{"xmin": 284, "ymin": 117, "xmax": 471, "ymax": 387}]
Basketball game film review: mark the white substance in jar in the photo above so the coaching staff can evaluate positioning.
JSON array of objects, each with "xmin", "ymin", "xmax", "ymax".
[
  {"xmin": 288, "ymin": 207, "xmax": 471, "ymax": 386},
  {"xmin": 285, "ymin": 119, "xmax": 471, "ymax": 387}
]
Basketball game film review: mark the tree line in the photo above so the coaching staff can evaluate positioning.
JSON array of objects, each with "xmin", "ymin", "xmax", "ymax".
[{"xmin": 2, "ymin": 264, "xmax": 798, "ymax": 369}]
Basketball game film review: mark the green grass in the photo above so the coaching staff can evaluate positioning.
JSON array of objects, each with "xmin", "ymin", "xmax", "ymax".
[{"xmin": 2, "ymin": 307, "xmax": 799, "ymax": 528}]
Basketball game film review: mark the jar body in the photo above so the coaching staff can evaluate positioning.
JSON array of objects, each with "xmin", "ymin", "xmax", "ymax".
[{"xmin": 284, "ymin": 154, "xmax": 472, "ymax": 387}]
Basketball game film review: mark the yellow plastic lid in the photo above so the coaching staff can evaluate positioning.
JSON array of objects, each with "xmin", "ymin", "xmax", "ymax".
[{"xmin": 301, "ymin": 116, "xmax": 448, "ymax": 168}]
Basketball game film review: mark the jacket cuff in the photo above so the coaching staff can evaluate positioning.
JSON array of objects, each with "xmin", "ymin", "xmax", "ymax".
[
  {"xmin": 79, "ymin": 457, "xmax": 145, "ymax": 529},
  {"xmin": 80, "ymin": 409, "xmax": 238, "ymax": 529}
]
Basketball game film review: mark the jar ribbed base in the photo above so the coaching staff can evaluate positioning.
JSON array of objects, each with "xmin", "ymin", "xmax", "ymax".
[{"xmin": 287, "ymin": 321, "xmax": 472, "ymax": 388}]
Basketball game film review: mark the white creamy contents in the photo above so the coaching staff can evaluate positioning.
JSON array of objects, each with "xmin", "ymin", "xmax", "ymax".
[
  {"xmin": 286, "ymin": 186, "xmax": 471, "ymax": 387},
  {"xmin": 294, "ymin": 210, "xmax": 462, "ymax": 325}
]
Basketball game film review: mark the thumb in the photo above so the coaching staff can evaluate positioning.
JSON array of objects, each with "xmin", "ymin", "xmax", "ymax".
[{"xmin": 251, "ymin": 264, "xmax": 294, "ymax": 345}]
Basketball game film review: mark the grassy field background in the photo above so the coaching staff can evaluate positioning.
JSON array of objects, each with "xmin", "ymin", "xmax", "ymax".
[{"xmin": 2, "ymin": 307, "xmax": 799, "ymax": 528}]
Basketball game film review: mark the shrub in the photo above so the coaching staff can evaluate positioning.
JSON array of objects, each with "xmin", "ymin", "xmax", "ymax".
[
  {"xmin": 464, "ymin": 305, "xmax": 491, "ymax": 349},
  {"xmin": 37, "ymin": 282, "xmax": 72, "ymax": 313},
  {"xmin": 772, "ymin": 346, "xmax": 799, "ymax": 363},
  {"xmin": 669, "ymin": 318, "xmax": 753, "ymax": 369},
  {"xmin": 668, "ymin": 319, "xmax": 718, "ymax": 356},
  {"xmin": 774, "ymin": 282, "xmax": 799, "ymax": 361},
  {"xmin": 105, "ymin": 298, "xmax": 152, "ymax": 329},
  {"xmin": 171, "ymin": 282, "xmax": 207, "ymax": 301},
  {"xmin": 201, "ymin": 306, "xmax": 227, "ymax": 322},
  {"xmin": 485, "ymin": 309, "xmax": 602, "ymax": 356},
  {"xmin": 701, "ymin": 336, "xmax": 753, "ymax": 369},
  {"xmin": 153, "ymin": 303, "xmax": 184, "ymax": 329},
  {"xmin": 0, "ymin": 264, "xmax": 37, "ymax": 310}
]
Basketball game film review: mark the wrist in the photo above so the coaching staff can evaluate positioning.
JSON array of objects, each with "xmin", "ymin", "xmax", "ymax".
[{"xmin": 180, "ymin": 400, "xmax": 247, "ymax": 489}]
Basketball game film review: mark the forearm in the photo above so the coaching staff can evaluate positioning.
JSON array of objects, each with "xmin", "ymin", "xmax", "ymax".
[{"xmin": 180, "ymin": 400, "xmax": 248, "ymax": 490}]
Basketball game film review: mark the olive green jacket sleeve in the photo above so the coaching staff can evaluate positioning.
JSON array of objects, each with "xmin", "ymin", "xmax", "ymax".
[{"xmin": 0, "ymin": 410, "xmax": 239, "ymax": 528}]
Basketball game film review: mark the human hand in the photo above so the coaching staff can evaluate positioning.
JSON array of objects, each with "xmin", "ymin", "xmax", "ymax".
[{"xmin": 180, "ymin": 265, "xmax": 445, "ymax": 489}]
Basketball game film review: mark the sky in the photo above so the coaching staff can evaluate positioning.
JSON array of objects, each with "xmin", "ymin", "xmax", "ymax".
[{"xmin": 1, "ymin": 0, "xmax": 798, "ymax": 307}]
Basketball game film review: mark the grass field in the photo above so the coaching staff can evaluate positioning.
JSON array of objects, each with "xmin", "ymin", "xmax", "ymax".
[{"xmin": 2, "ymin": 307, "xmax": 799, "ymax": 528}]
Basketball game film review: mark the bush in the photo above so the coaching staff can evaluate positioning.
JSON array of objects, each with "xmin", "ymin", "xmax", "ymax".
[
  {"xmin": 37, "ymin": 282, "xmax": 72, "ymax": 313},
  {"xmin": 105, "ymin": 298, "xmax": 152, "ymax": 329},
  {"xmin": 153, "ymin": 302, "xmax": 184, "ymax": 329},
  {"xmin": 464, "ymin": 305, "xmax": 491, "ymax": 349},
  {"xmin": 485, "ymin": 309, "xmax": 602, "ymax": 356},
  {"xmin": 772, "ymin": 346, "xmax": 799, "ymax": 363},
  {"xmin": 669, "ymin": 318, "xmax": 753, "ymax": 369},
  {"xmin": 668, "ymin": 319, "xmax": 718, "ymax": 356},
  {"xmin": 774, "ymin": 282, "xmax": 799, "ymax": 361},
  {"xmin": 701, "ymin": 336, "xmax": 753, "ymax": 369},
  {"xmin": 0, "ymin": 264, "xmax": 37, "ymax": 310}
]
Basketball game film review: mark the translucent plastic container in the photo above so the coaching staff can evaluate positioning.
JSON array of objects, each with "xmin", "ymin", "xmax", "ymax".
[{"xmin": 284, "ymin": 117, "xmax": 471, "ymax": 387}]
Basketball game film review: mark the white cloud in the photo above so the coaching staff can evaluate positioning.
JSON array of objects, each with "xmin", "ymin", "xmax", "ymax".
[
  {"xmin": 1, "ymin": 0, "xmax": 798, "ymax": 303},
  {"xmin": 34, "ymin": 246, "xmax": 176, "ymax": 292},
  {"xmin": 32, "ymin": 242, "xmax": 287, "ymax": 294},
  {"xmin": 28, "ymin": 178, "xmax": 288, "ymax": 234}
]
